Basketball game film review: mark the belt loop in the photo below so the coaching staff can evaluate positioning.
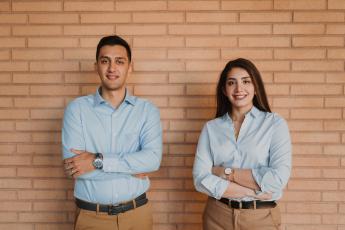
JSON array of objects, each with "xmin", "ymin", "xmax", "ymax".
[
  {"xmin": 253, "ymin": 200, "xmax": 257, "ymax": 209},
  {"xmin": 239, "ymin": 201, "xmax": 242, "ymax": 209},
  {"xmin": 96, "ymin": 204, "xmax": 99, "ymax": 214},
  {"xmin": 133, "ymin": 199, "xmax": 137, "ymax": 209}
]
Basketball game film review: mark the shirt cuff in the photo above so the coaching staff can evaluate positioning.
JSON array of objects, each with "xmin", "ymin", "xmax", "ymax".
[{"xmin": 201, "ymin": 175, "xmax": 229, "ymax": 200}]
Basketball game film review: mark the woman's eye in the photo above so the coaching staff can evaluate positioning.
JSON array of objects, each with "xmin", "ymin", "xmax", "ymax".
[{"xmin": 243, "ymin": 80, "xmax": 251, "ymax": 84}]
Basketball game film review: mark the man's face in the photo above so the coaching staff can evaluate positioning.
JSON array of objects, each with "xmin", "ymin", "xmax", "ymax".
[{"xmin": 95, "ymin": 45, "xmax": 131, "ymax": 92}]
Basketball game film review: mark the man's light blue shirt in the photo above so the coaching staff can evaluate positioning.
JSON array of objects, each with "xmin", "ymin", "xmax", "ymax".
[
  {"xmin": 62, "ymin": 88, "xmax": 162, "ymax": 204},
  {"xmin": 193, "ymin": 106, "xmax": 291, "ymax": 201}
]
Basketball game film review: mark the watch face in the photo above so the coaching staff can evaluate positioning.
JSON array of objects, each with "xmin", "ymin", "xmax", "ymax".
[
  {"xmin": 224, "ymin": 168, "xmax": 232, "ymax": 175},
  {"xmin": 93, "ymin": 158, "xmax": 103, "ymax": 169}
]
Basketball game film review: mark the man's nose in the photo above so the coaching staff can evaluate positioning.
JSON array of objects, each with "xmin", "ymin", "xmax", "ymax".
[{"xmin": 108, "ymin": 61, "xmax": 116, "ymax": 72}]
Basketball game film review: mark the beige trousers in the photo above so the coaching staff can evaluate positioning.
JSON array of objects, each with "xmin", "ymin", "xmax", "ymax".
[
  {"xmin": 74, "ymin": 202, "xmax": 153, "ymax": 230},
  {"xmin": 203, "ymin": 198, "xmax": 281, "ymax": 230}
]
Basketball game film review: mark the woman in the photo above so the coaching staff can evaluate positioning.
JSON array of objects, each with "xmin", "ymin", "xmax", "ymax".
[{"xmin": 193, "ymin": 58, "xmax": 291, "ymax": 230}]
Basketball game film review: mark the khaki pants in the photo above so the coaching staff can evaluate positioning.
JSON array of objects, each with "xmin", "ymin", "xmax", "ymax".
[
  {"xmin": 74, "ymin": 202, "xmax": 153, "ymax": 230},
  {"xmin": 203, "ymin": 198, "xmax": 281, "ymax": 230}
]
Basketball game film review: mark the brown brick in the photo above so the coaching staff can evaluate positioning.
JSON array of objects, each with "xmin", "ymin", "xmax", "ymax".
[
  {"xmin": 81, "ymin": 13, "xmax": 130, "ymax": 23},
  {"xmin": 274, "ymin": 0, "xmax": 326, "ymax": 9},
  {"xmin": 12, "ymin": 1, "xmax": 62, "ymax": 12},
  {"xmin": 13, "ymin": 25, "xmax": 62, "ymax": 36},
  {"xmin": 325, "ymin": 97, "xmax": 345, "ymax": 108},
  {"xmin": 135, "ymin": 85, "xmax": 184, "ymax": 96},
  {"xmin": 282, "ymin": 214, "xmax": 321, "ymax": 224},
  {"xmin": 169, "ymin": 25, "xmax": 219, "ymax": 35},
  {"xmin": 15, "ymin": 98, "xmax": 64, "ymax": 108},
  {"xmin": 241, "ymin": 12, "xmax": 291, "ymax": 22},
  {"xmin": 0, "ymin": 73, "xmax": 11, "ymax": 83},
  {"xmin": 288, "ymin": 180, "xmax": 337, "ymax": 190},
  {"xmin": 294, "ymin": 12, "xmax": 344, "ymax": 22},
  {"xmin": 30, "ymin": 61, "xmax": 79, "ymax": 71},
  {"xmin": 160, "ymin": 108, "xmax": 184, "ymax": 119},
  {"xmin": 274, "ymin": 48, "xmax": 325, "ymax": 59},
  {"xmin": 0, "ymin": 2, "xmax": 10, "ymax": 11},
  {"xmin": 28, "ymin": 38, "xmax": 78, "ymax": 48},
  {"xmin": 170, "ymin": 121, "xmax": 204, "ymax": 131},
  {"xmin": 186, "ymin": 84, "xmax": 216, "ymax": 95},
  {"xmin": 288, "ymin": 121, "xmax": 323, "ymax": 131},
  {"xmin": 33, "ymin": 179, "xmax": 73, "ymax": 189},
  {"xmin": 274, "ymin": 72, "xmax": 324, "ymax": 83},
  {"xmin": 19, "ymin": 212, "xmax": 66, "ymax": 223},
  {"xmin": 0, "ymin": 179, "xmax": 31, "ymax": 188},
  {"xmin": 30, "ymin": 86, "xmax": 79, "ymax": 96},
  {"xmin": 273, "ymin": 97, "xmax": 324, "ymax": 108},
  {"xmin": 16, "ymin": 121, "xmax": 61, "ymax": 131},
  {"xmin": 64, "ymin": 1, "xmax": 114, "ymax": 11},
  {"xmin": 13, "ymin": 49, "xmax": 63, "ymax": 60},
  {"xmin": 293, "ymin": 157, "xmax": 339, "ymax": 167},
  {"xmin": 133, "ymin": 48, "xmax": 166, "ymax": 60},
  {"xmin": 0, "ymin": 14, "xmax": 27, "ymax": 23},
  {"xmin": 222, "ymin": 1, "xmax": 272, "ymax": 10},
  {"xmin": 293, "ymin": 61, "xmax": 344, "ymax": 71},
  {"xmin": 30, "ymin": 109, "xmax": 64, "ymax": 120},
  {"xmin": 324, "ymin": 121, "xmax": 345, "ymax": 131},
  {"xmin": 186, "ymin": 36, "xmax": 237, "ymax": 48},
  {"xmin": 291, "ymin": 109, "xmax": 342, "ymax": 119},
  {"xmin": 134, "ymin": 37, "xmax": 184, "ymax": 48},
  {"xmin": 134, "ymin": 61, "xmax": 184, "ymax": 72},
  {"xmin": 64, "ymin": 25, "xmax": 114, "ymax": 35},
  {"xmin": 222, "ymin": 48, "xmax": 273, "ymax": 60},
  {"xmin": 133, "ymin": 12, "xmax": 184, "ymax": 23},
  {"xmin": 169, "ymin": 1, "xmax": 219, "ymax": 10},
  {"xmin": 292, "ymin": 132, "xmax": 340, "ymax": 144},
  {"xmin": 18, "ymin": 190, "xmax": 66, "ymax": 200},
  {"xmin": 0, "ymin": 50, "xmax": 9, "ymax": 60},
  {"xmin": 0, "ymin": 213, "xmax": 17, "ymax": 222},
  {"xmin": 29, "ymin": 13, "xmax": 78, "ymax": 24},
  {"xmin": 221, "ymin": 24, "xmax": 271, "ymax": 35},
  {"xmin": 13, "ymin": 73, "xmax": 63, "ymax": 84},
  {"xmin": 0, "ymin": 109, "xmax": 29, "ymax": 119},
  {"xmin": 0, "ymin": 62, "xmax": 28, "ymax": 72},
  {"xmin": 329, "ymin": 0, "xmax": 345, "ymax": 9},
  {"xmin": 240, "ymin": 37, "xmax": 290, "ymax": 47},
  {"xmin": 118, "ymin": 25, "xmax": 166, "ymax": 35},
  {"xmin": 291, "ymin": 85, "xmax": 343, "ymax": 95},
  {"xmin": 169, "ymin": 73, "xmax": 218, "ymax": 84},
  {"xmin": 187, "ymin": 12, "xmax": 236, "ymax": 23},
  {"xmin": 0, "ymin": 121, "xmax": 14, "ymax": 131},
  {"xmin": 293, "ymin": 144, "xmax": 323, "ymax": 155},
  {"xmin": 168, "ymin": 48, "xmax": 219, "ymax": 60},
  {"xmin": 186, "ymin": 61, "xmax": 224, "ymax": 71},
  {"xmin": 327, "ymin": 25, "xmax": 345, "ymax": 34},
  {"xmin": 293, "ymin": 37, "xmax": 344, "ymax": 47},
  {"xmin": 0, "ymin": 85, "xmax": 29, "ymax": 95},
  {"xmin": 116, "ymin": 1, "xmax": 167, "ymax": 11},
  {"xmin": 291, "ymin": 168, "xmax": 321, "ymax": 178},
  {"xmin": 169, "ymin": 97, "xmax": 215, "ymax": 108}
]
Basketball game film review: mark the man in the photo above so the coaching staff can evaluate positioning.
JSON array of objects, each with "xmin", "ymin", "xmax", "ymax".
[{"xmin": 62, "ymin": 35, "xmax": 162, "ymax": 230}]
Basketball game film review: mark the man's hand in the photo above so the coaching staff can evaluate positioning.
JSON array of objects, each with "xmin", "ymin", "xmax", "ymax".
[
  {"xmin": 64, "ymin": 149, "xmax": 95, "ymax": 179},
  {"xmin": 252, "ymin": 192, "xmax": 273, "ymax": 200}
]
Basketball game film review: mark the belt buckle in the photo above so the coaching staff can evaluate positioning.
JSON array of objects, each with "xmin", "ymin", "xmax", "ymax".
[{"xmin": 108, "ymin": 204, "xmax": 124, "ymax": 215}]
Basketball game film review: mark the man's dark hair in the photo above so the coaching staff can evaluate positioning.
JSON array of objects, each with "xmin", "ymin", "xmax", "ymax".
[{"xmin": 96, "ymin": 35, "xmax": 131, "ymax": 62}]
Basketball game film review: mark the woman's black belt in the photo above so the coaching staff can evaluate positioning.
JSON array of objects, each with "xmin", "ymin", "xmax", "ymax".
[
  {"xmin": 219, "ymin": 198, "xmax": 276, "ymax": 209},
  {"xmin": 75, "ymin": 193, "xmax": 148, "ymax": 215}
]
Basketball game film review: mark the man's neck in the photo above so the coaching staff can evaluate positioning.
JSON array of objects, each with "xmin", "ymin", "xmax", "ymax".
[{"xmin": 100, "ymin": 87, "xmax": 126, "ymax": 109}]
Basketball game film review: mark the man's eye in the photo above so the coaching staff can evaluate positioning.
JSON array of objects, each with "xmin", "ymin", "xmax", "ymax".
[
  {"xmin": 100, "ymin": 59, "xmax": 108, "ymax": 64},
  {"xmin": 116, "ymin": 60, "xmax": 125, "ymax": 65}
]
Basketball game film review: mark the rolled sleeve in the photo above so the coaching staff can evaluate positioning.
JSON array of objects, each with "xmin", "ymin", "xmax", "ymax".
[
  {"xmin": 193, "ymin": 124, "xmax": 229, "ymax": 199},
  {"xmin": 252, "ymin": 117, "xmax": 292, "ymax": 193}
]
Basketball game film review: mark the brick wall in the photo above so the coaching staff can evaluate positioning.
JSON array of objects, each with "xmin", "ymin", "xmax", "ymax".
[{"xmin": 0, "ymin": 0, "xmax": 344, "ymax": 229}]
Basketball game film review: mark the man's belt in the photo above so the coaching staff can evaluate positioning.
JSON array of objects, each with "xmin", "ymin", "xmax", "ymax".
[
  {"xmin": 75, "ymin": 193, "xmax": 148, "ymax": 215},
  {"xmin": 219, "ymin": 198, "xmax": 276, "ymax": 209}
]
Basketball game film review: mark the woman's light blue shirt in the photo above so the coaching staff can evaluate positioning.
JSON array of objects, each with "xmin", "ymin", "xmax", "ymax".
[
  {"xmin": 193, "ymin": 106, "xmax": 291, "ymax": 201},
  {"xmin": 62, "ymin": 89, "xmax": 162, "ymax": 204}
]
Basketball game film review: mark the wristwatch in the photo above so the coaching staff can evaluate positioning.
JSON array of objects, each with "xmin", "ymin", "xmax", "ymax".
[
  {"xmin": 224, "ymin": 167, "xmax": 233, "ymax": 180},
  {"xmin": 92, "ymin": 153, "xmax": 103, "ymax": 169}
]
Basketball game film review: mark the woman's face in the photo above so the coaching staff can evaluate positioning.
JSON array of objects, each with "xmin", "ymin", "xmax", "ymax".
[{"xmin": 224, "ymin": 67, "xmax": 255, "ymax": 112}]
